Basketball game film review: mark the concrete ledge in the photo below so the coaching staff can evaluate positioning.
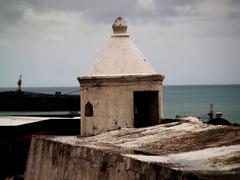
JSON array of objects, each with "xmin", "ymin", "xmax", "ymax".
[{"xmin": 78, "ymin": 74, "xmax": 165, "ymax": 85}]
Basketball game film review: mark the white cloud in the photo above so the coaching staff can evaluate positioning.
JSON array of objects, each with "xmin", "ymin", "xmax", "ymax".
[{"xmin": 136, "ymin": 0, "xmax": 155, "ymax": 10}]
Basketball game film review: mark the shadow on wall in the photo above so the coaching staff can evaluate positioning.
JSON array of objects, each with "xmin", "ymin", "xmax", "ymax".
[{"xmin": 0, "ymin": 118, "xmax": 80, "ymax": 180}]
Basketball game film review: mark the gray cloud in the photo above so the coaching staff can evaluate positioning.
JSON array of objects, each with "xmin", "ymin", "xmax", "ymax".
[
  {"xmin": 0, "ymin": 1, "xmax": 24, "ymax": 25},
  {"xmin": 1, "ymin": 0, "xmax": 239, "ymax": 25},
  {"xmin": 152, "ymin": 0, "xmax": 203, "ymax": 17},
  {"xmin": 232, "ymin": 0, "xmax": 240, "ymax": 5},
  {"xmin": 0, "ymin": 0, "xmax": 240, "ymax": 87},
  {"xmin": 20, "ymin": 0, "xmax": 137, "ymax": 22},
  {"xmin": 0, "ymin": 0, "xmax": 211, "ymax": 24},
  {"xmin": 22, "ymin": 0, "xmax": 204, "ymax": 22}
]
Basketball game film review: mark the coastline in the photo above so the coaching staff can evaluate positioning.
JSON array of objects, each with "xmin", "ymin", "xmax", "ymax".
[{"xmin": 0, "ymin": 85, "xmax": 240, "ymax": 124}]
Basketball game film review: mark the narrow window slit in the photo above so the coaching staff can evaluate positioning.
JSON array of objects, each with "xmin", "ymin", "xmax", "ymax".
[{"xmin": 85, "ymin": 102, "xmax": 93, "ymax": 117}]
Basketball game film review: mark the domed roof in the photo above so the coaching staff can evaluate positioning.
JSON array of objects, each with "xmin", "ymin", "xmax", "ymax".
[{"xmin": 86, "ymin": 17, "xmax": 157, "ymax": 76}]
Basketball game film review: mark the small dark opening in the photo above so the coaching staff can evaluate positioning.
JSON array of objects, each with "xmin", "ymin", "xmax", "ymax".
[
  {"xmin": 85, "ymin": 102, "xmax": 93, "ymax": 117},
  {"xmin": 134, "ymin": 91, "xmax": 159, "ymax": 128}
]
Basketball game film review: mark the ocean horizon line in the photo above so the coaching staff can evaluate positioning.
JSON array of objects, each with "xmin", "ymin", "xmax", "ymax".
[{"xmin": 1, "ymin": 83, "xmax": 240, "ymax": 89}]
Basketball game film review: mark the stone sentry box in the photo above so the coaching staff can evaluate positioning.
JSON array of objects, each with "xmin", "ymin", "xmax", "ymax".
[{"xmin": 78, "ymin": 17, "xmax": 164, "ymax": 136}]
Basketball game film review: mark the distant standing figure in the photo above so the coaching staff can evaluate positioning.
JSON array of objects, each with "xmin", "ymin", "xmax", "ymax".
[
  {"xmin": 17, "ymin": 75, "xmax": 22, "ymax": 92},
  {"xmin": 208, "ymin": 103, "xmax": 214, "ymax": 120}
]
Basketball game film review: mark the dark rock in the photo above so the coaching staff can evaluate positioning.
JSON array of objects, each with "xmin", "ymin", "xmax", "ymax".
[{"xmin": 207, "ymin": 118, "xmax": 232, "ymax": 125}]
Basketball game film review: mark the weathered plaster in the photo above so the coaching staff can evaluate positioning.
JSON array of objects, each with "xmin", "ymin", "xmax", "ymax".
[
  {"xmin": 86, "ymin": 17, "xmax": 156, "ymax": 76},
  {"xmin": 25, "ymin": 121, "xmax": 240, "ymax": 180},
  {"xmin": 78, "ymin": 17, "xmax": 165, "ymax": 136},
  {"xmin": 79, "ymin": 75, "xmax": 164, "ymax": 136}
]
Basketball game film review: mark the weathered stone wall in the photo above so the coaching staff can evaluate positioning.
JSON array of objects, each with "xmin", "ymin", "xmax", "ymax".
[
  {"xmin": 79, "ymin": 75, "xmax": 163, "ymax": 136},
  {"xmin": 25, "ymin": 136, "xmax": 195, "ymax": 180},
  {"xmin": 25, "ymin": 123, "xmax": 240, "ymax": 180}
]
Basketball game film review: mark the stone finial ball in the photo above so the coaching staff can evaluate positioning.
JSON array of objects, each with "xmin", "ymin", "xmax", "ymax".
[{"xmin": 112, "ymin": 17, "xmax": 128, "ymax": 34}]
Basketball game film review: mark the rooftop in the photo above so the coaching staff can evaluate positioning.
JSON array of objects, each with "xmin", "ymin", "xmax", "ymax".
[
  {"xmin": 47, "ymin": 120, "xmax": 240, "ymax": 177},
  {"xmin": 0, "ymin": 116, "xmax": 78, "ymax": 126},
  {"xmin": 86, "ymin": 17, "xmax": 157, "ymax": 77}
]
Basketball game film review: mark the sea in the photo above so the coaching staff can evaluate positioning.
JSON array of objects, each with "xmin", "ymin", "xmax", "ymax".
[{"xmin": 0, "ymin": 85, "xmax": 240, "ymax": 124}]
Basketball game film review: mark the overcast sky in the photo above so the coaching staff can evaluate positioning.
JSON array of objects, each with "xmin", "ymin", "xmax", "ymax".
[{"xmin": 0, "ymin": 0, "xmax": 240, "ymax": 87}]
